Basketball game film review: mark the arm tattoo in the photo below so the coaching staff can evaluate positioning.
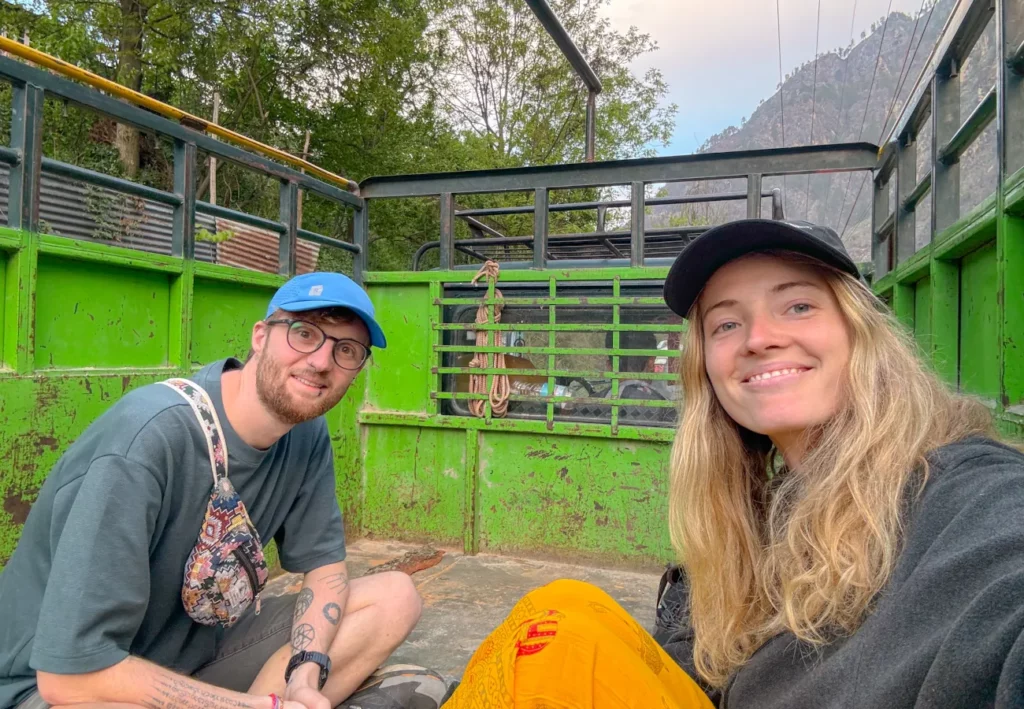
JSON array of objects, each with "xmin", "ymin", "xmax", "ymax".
[
  {"xmin": 322, "ymin": 571, "xmax": 349, "ymax": 594},
  {"xmin": 293, "ymin": 587, "xmax": 314, "ymax": 620},
  {"xmin": 292, "ymin": 622, "xmax": 316, "ymax": 651},
  {"xmin": 147, "ymin": 675, "xmax": 252, "ymax": 709},
  {"xmin": 323, "ymin": 602, "xmax": 341, "ymax": 625}
]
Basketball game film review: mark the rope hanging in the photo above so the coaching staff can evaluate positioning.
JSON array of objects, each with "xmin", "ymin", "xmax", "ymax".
[{"xmin": 468, "ymin": 260, "xmax": 510, "ymax": 418}]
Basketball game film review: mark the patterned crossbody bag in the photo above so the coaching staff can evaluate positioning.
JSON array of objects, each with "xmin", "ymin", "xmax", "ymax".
[{"xmin": 162, "ymin": 378, "xmax": 270, "ymax": 627}]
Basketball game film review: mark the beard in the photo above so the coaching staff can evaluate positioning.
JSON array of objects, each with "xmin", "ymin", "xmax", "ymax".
[{"xmin": 254, "ymin": 350, "xmax": 348, "ymax": 425}]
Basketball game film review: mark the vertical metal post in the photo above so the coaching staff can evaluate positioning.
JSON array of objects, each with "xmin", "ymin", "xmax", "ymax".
[
  {"xmin": 872, "ymin": 175, "xmax": 890, "ymax": 279},
  {"xmin": 747, "ymin": 174, "xmax": 763, "ymax": 219},
  {"xmin": 278, "ymin": 180, "xmax": 298, "ymax": 276},
  {"xmin": 895, "ymin": 135, "xmax": 917, "ymax": 264},
  {"xmin": 171, "ymin": 139, "xmax": 197, "ymax": 259},
  {"xmin": 353, "ymin": 202, "xmax": 369, "ymax": 284},
  {"xmin": 585, "ymin": 90, "xmax": 597, "ymax": 162},
  {"xmin": 630, "ymin": 181, "xmax": 645, "ymax": 268},
  {"xmin": 1002, "ymin": 0, "xmax": 1024, "ymax": 177},
  {"xmin": 596, "ymin": 204, "xmax": 607, "ymax": 233},
  {"xmin": 440, "ymin": 192, "xmax": 454, "ymax": 270},
  {"xmin": 933, "ymin": 62, "xmax": 961, "ymax": 234},
  {"xmin": 9, "ymin": 82, "xmax": 43, "ymax": 232},
  {"xmin": 771, "ymin": 188, "xmax": 785, "ymax": 219},
  {"xmin": 533, "ymin": 188, "xmax": 549, "ymax": 269}
]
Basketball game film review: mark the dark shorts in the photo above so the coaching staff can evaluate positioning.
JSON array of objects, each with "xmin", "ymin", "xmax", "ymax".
[{"xmin": 17, "ymin": 593, "xmax": 297, "ymax": 708}]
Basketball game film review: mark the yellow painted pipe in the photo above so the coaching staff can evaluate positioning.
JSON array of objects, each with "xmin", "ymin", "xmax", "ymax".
[{"xmin": 0, "ymin": 37, "xmax": 360, "ymax": 194}]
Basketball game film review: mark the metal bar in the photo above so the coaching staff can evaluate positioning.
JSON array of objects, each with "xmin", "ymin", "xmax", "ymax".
[
  {"xmin": 196, "ymin": 200, "xmax": 285, "ymax": 233},
  {"xmin": 933, "ymin": 63, "xmax": 961, "ymax": 233},
  {"xmin": 585, "ymin": 90, "xmax": 597, "ymax": 162},
  {"xmin": 938, "ymin": 85, "xmax": 997, "ymax": 165},
  {"xmin": 610, "ymin": 277, "xmax": 620, "ymax": 432},
  {"xmin": 454, "ymin": 242, "xmax": 490, "ymax": 262},
  {"xmin": 872, "ymin": 174, "xmax": 891, "ymax": 278},
  {"xmin": 171, "ymin": 139, "xmax": 196, "ymax": 259},
  {"xmin": 547, "ymin": 278, "xmax": 556, "ymax": 428},
  {"xmin": 440, "ymin": 192, "xmax": 454, "ymax": 270},
  {"xmin": 435, "ymin": 391, "xmax": 677, "ymax": 407},
  {"xmin": 0, "ymin": 55, "xmax": 364, "ymax": 209},
  {"xmin": 1011, "ymin": 38, "xmax": 1024, "ymax": 75},
  {"xmin": 436, "ymin": 296, "xmax": 666, "ymax": 306},
  {"xmin": 895, "ymin": 136, "xmax": 917, "ymax": 264},
  {"xmin": 437, "ymin": 367, "xmax": 678, "ymax": 381},
  {"xmin": 0, "ymin": 145, "xmax": 21, "ymax": 166},
  {"xmin": 9, "ymin": 82, "xmax": 43, "ymax": 232},
  {"xmin": 630, "ymin": 181, "xmax": 644, "ymax": 267},
  {"xmin": 523, "ymin": 0, "xmax": 602, "ymax": 92},
  {"xmin": 353, "ymin": 205, "xmax": 369, "ymax": 283},
  {"xmin": 0, "ymin": 37, "xmax": 359, "ymax": 194},
  {"xmin": 771, "ymin": 187, "xmax": 785, "ymax": 219},
  {"xmin": 436, "ymin": 345, "xmax": 666, "ymax": 357},
  {"xmin": 888, "ymin": 0, "xmax": 997, "ymax": 143},
  {"xmin": 454, "ymin": 190, "xmax": 778, "ymax": 217},
  {"xmin": 1003, "ymin": 3, "xmax": 1024, "ymax": 177},
  {"xmin": 533, "ymin": 188, "xmax": 549, "ymax": 269},
  {"xmin": 902, "ymin": 173, "xmax": 932, "ymax": 212},
  {"xmin": 361, "ymin": 143, "xmax": 882, "ymax": 198},
  {"xmin": 297, "ymin": 228, "xmax": 360, "ymax": 254},
  {"xmin": 279, "ymin": 180, "xmax": 299, "ymax": 275},
  {"xmin": 437, "ymin": 323, "xmax": 672, "ymax": 332},
  {"xmin": 461, "ymin": 215, "xmax": 505, "ymax": 239},
  {"xmin": 43, "ymin": 157, "xmax": 182, "ymax": 206},
  {"xmin": 747, "ymin": 173, "xmax": 763, "ymax": 219}
]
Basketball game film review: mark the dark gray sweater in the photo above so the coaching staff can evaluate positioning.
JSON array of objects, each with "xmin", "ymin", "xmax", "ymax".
[{"xmin": 656, "ymin": 437, "xmax": 1024, "ymax": 709}]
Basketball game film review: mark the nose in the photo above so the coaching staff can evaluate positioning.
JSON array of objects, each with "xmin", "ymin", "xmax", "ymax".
[
  {"xmin": 305, "ymin": 341, "xmax": 335, "ymax": 372},
  {"xmin": 744, "ymin": 311, "xmax": 788, "ymax": 353}
]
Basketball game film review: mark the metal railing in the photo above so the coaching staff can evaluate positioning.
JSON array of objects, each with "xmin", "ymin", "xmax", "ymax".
[
  {"xmin": 360, "ymin": 142, "xmax": 881, "ymax": 272},
  {"xmin": 872, "ymin": 0, "xmax": 1024, "ymax": 278},
  {"xmin": 0, "ymin": 42, "xmax": 366, "ymax": 278}
]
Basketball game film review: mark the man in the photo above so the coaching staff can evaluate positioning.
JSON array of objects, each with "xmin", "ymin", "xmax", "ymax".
[{"xmin": 0, "ymin": 272, "xmax": 446, "ymax": 709}]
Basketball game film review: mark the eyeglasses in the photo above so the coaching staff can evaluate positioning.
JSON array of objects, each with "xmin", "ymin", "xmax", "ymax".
[{"xmin": 265, "ymin": 319, "xmax": 371, "ymax": 370}]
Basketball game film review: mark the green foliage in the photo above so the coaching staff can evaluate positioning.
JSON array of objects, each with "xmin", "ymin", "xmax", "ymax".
[{"xmin": 195, "ymin": 228, "xmax": 236, "ymax": 243}]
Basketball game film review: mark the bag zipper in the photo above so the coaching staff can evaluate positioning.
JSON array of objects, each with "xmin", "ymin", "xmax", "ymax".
[{"xmin": 232, "ymin": 547, "xmax": 262, "ymax": 615}]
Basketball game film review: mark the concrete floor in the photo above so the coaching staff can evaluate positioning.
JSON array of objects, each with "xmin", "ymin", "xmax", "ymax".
[{"xmin": 266, "ymin": 539, "xmax": 665, "ymax": 680}]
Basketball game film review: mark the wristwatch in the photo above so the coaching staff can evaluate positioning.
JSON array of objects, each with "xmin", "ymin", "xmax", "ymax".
[{"xmin": 285, "ymin": 651, "xmax": 332, "ymax": 690}]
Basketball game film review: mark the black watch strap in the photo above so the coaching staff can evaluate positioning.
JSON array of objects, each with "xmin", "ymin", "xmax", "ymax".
[{"xmin": 285, "ymin": 650, "xmax": 332, "ymax": 690}]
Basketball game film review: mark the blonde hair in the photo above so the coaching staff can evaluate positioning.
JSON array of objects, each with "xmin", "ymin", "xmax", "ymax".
[{"xmin": 668, "ymin": 251, "xmax": 994, "ymax": 686}]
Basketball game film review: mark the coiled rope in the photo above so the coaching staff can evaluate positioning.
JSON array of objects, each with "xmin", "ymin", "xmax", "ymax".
[{"xmin": 468, "ymin": 260, "xmax": 510, "ymax": 418}]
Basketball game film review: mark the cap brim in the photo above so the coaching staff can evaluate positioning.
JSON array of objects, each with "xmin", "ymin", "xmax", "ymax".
[
  {"xmin": 663, "ymin": 219, "xmax": 859, "ymax": 318},
  {"xmin": 273, "ymin": 299, "xmax": 387, "ymax": 349}
]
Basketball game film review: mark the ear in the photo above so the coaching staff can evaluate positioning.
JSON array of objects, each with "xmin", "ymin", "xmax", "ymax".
[{"xmin": 252, "ymin": 319, "xmax": 269, "ymax": 357}]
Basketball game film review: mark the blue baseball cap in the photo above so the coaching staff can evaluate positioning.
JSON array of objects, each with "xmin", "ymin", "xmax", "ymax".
[{"xmin": 266, "ymin": 272, "xmax": 387, "ymax": 348}]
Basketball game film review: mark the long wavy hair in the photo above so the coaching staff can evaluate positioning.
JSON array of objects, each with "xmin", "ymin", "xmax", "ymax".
[{"xmin": 668, "ymin": 251, "xmax": 995, "ymax": 686}]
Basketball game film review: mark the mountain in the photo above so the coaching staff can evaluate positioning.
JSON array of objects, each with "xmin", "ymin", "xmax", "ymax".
[{"xmin": 653, "ymin": 0, "xmax": 998, "ymax": 261}]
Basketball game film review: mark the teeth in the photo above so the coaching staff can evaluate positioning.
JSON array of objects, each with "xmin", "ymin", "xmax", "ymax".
[{"xmin": 749, "ymin": 368, "xmax": 803, "ymax": 382}]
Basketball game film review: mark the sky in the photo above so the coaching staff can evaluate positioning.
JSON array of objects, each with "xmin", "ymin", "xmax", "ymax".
[{"xmin": 602, "ymin": 0, "xmax": 933, "ymax": 155}]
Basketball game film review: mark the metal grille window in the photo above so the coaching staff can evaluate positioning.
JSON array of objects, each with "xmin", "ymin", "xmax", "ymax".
[{"xmin": 436, "ymin": 279, "xmax": 683, "ymax": 428}]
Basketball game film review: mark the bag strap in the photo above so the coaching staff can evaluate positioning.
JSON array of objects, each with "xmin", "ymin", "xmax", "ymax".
[{"xmin": 161, "ymin": 378, "xmax": 229, "ymax": 485}]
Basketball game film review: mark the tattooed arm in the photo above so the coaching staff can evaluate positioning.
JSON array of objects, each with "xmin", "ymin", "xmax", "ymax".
[
  {"xmin": 35, "ymin": 655, "xmax": 305, "ymax": 709},
  {"xmin": 284, "ymin": 561, "xmax": 350, "ymax": 698}
]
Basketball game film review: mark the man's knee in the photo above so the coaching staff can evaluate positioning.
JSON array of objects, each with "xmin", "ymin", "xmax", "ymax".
[{"xmin": 374, "ymin": 571, "xmax": 423, "ymax": 628}]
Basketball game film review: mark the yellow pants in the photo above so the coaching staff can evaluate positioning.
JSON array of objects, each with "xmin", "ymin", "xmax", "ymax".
[{"xmin": 443, "ymin": 579, "xmax": 715, "ymax": 709}]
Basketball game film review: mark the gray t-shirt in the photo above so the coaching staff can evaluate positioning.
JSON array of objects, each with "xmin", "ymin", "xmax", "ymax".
[
  {"xmin": 0, "ymin": 358, "xmax": 346, "ymax": 708},
  {"xmin": 657, "ymin": 436, "xmax": 1024, "ymax": 708}
]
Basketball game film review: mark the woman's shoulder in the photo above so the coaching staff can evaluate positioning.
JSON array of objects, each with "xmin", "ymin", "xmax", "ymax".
[{"xmin": 927, "ymin": 435, "xmax": 1024, "ymax": 472}]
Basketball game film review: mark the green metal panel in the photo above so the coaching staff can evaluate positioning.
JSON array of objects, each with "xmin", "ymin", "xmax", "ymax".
[
  {"xmin": 959, "ymin": 242, "xmax": 1000, "ymax": 402},
  {"xmin": 34, "ymin": 256, "xmax": 171, "ymax": 369},
  {"xmin": 0, "ymin": 250, "xmax": 5, "ymax": 368},
  {"xmin": 191, "ymin": 276, "xmax": 277, "ymax": 364},
  {"xmin": 914, "ymin": 277, "xmax": 933, "ymax": 357},
  {"xmin": 1004, "ymin": 216, "xmax": 1024, "ymax": 408},
  {"xmin": 476, "ymin": 432, "xmax": 673, "ymax": 565},
  {"xmin": 364, "ymin": 284, "xmax": 432, "ymax": 412},
  {"xmin": 361, "ymin": 425, "xmax": 466, "ymax": 546}
]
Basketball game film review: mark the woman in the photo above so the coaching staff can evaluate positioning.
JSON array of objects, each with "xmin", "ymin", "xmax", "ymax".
[{"xmin": 443, "ymin": 219, "xmax": 1024, "ymax": 709}]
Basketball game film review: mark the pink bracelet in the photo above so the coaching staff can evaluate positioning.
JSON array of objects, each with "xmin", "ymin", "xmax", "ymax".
[{"xmin": 269, "ymin": 693, "xmax": 282, "ymax": 709}]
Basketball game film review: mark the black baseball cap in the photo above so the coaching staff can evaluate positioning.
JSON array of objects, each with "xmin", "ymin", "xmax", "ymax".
[{"xmin": 663, "ymin": 219, "xmax": 860, "ymax": 318}]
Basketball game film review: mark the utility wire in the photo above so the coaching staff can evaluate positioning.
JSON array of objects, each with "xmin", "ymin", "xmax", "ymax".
[
  {"xmin": 834, "ymin": 0, "xmax": 895, "ymax": 233},
  {"xmin": 822, "ymin": 0, "xmax": 860, "ymax": 228},
  {"xmin": 804, "ymin": 0, "xmax": 823, "ymax": 221},
  {"xmin": 839, "ymin": 0, "xmax": 939, "ymax": 240}
]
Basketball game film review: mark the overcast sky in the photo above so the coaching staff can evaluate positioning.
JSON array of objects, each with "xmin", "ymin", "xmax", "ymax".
[{"xmin": 602, "ymin": 0, "xmax": 932, "ymax": 155}]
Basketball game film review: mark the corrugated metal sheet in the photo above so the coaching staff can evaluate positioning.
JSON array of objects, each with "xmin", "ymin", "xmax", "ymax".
[{"xmin": 215, "ymin": 218, "xmax": 320, "ymax": 274}]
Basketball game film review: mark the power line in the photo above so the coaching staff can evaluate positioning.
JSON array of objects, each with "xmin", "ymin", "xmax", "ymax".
[
  {"xmin": 821, "ymin": 0, "xmax": 860, "ymax": 229},
  {"xmin": 839, "ymin": 0, "xmax": 939, "ymax": 240},
  {"xmin": 833, "ymin": 0, "xmax": 895, "ymax": 233},
  {"xmin": 803, "ymin": 0, "xmax": 823, "ymax": 221}
]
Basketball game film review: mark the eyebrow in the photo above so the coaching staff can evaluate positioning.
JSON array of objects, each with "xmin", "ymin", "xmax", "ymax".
[{"xmin": 702, "ymin": 280, "xmax": 822, "ymax": 322}]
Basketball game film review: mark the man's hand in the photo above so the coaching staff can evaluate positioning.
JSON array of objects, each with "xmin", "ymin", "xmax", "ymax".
[{"xmin": 283, "ymin": 684, "xmax": 331, "ymax": 709}]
